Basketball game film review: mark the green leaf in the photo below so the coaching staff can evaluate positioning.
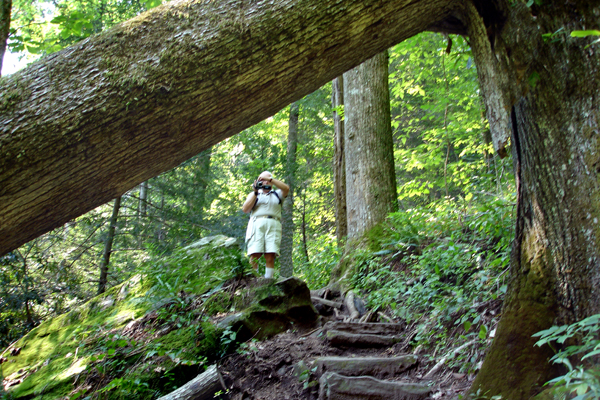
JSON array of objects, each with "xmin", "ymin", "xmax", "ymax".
[
  {"xmin": 464, "ymin": 321, "xmax": 472, "ymax": 332},
  {"xmin": 479, "ymin": 325, "xmax": 488, "ymax": 340},
  {"xmin": 571, "ymin": 30, "xmax": 600, "ymax": 38},
  {"xmin": 145, "ymin": 0, "xmax": 162, "ymax": 9}
]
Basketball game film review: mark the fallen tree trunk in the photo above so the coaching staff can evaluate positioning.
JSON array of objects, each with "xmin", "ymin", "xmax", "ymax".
[
  {"xmin": 0, "ymin": 0, "xmax": 461, "ymax": 256},
  {"xmin": 157, "ymin": 365, "xmax": 225, "ymax": 400}
]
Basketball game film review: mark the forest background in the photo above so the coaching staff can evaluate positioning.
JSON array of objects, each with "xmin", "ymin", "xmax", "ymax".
[
  {"xmin": 3, "ymin": 0, "xmax": 600, "ymax": 399},
  {"xmin": 0, "ymin": 0, "xmax": 514, "ymax": 349}
]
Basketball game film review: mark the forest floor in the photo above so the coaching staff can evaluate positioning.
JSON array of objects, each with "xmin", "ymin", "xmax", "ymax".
[{"xmin": 217, "ymin": 278, "xmax": 502, "ymax": 400}]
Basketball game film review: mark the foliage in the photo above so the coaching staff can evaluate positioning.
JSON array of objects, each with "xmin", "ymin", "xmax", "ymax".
[
  {"xmin": 389, "ymin": 33, "xmax": 510, "ymax": 206},
  {"xmin": 349, "ymin": 191, "xmax": 515, "ymax": 374},
  {"xmin": 8, "ymin": 0, "xmax": 157, "ymax": 58},
  {"xmin": 534, "ymin": 314, "xmax": 600, "ymax": 399},
  {"xmin": 295, "ymin": 234, "xmax": 340, "ymax": 289},
  {"xmin": 0, "ymin": 235, "xmax": 250, "ymax": 399}
]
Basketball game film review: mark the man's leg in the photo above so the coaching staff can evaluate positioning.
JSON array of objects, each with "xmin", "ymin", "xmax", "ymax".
[{"xmin": 264, "ymin": 253, "xmax": 276, "ymax": 278}]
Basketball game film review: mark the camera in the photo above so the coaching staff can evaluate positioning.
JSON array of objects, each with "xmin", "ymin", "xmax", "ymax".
[{"xmin": 255, "ymin": 181, "xmax": 271, "ymax": 190}]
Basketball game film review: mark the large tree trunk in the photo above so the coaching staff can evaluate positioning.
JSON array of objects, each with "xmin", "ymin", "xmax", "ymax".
[
  {"xmin": 332, "ymin": 76, "xmax": 348, "ymax": 245},
  {"xmin": 466, "ymin": 1, "xmax": 600, "ymax": 398},
  {"xmin": 0, "ymin": 0, "xmax": 11, "ymax": 76},
  {"xmin": 0, "ymin": 0, "xmax": 460, "ymax": 257},
  {"xmin": 280, "ymin": 102, "xmax": 299, "ymax": 277},
  {"xmin": 343, "ymin": 51, "xmax": 398, "ymax": 238}
]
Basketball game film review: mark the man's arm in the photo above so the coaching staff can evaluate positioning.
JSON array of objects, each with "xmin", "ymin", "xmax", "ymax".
[
  {"xmin": 270, "ymin": 177, "xmax": 290, "ymax": 198},
  {"xmin": 242, "ymin": 191, "xmax": 258, "ymax": 213}
]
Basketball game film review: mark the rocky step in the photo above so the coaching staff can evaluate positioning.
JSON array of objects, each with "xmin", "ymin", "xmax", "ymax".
[
  {"xmin": 318, "ymin": 372, "xmax": 431, "ymax": 400},
  {"xmin": 323, "ymin": 321, "xmax": 406, "ymax": 335},
  {"xmin": 326, "ymin": 329, "xmax": 403, "ymax": 347},
  {"xmin": 315, "ymin": 355, "xmax": 418, "ymax": 379},
  {"xmin": 321, "ymin": 321, "xmax": 407, "ymax": 347}
]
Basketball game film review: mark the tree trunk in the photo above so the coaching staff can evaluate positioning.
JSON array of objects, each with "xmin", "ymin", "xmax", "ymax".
[
  {"xmin": 98, "ymin": 196, "xmax": 121, "ymax": 294},
  {"xmin": 138, "ymin": 181, "xmax": 149, "ymax": 218},
  {"xmin": 0, "ymin": 0, "xmax": 461, "ymax": 257},
  {"xmin": 301, "ymin": 190, "xmax": 310, "ymax": 263},
  {"xmin": 343, "ymin": 51, "xmax": 398, "ymax": 238},
  {"xmin": 280, "ymin": 102, "xmax": 299, "ymax": 277},
  {"xmin": 0, "ymin": 0, "xmax": 11, "ymax": 76},
  {"xmin": 465, "ymin": 1, "xmax": 600, "ymax": 398},
  {"xmin": 157, "ymin": 365, "xmax": 225, "ymax": 400},
  {"xmin": 195, "ymin": 148, "xmax": 212, "ymax": 221},
  {"xmin": 332, "ymin": 76, "xmax": 348, "ymax": 245}
]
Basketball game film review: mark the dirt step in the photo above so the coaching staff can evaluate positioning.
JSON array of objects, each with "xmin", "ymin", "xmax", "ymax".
[
  {"xmin": 323, "ymin": 321, "xmax": 406, "ymax": 336},
  {"xmin": 326, "ymin": 330, "xmax": 402, "ymax": 347},
  {"xmin": 315, "ymin": 355, "xmax": 418, "ymax": 379},
  {"xmin": 318, "ymin": 372, "xmax": 431, "ymax": 400}
]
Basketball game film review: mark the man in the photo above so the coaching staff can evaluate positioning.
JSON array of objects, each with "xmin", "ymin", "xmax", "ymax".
[{"xmin": 242, "ymin": 171, "xmax": 290, "ymax": 278}]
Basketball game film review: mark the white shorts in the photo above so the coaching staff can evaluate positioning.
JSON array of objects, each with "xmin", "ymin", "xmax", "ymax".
[{"xmin": 246, "ymin": 217, "xmax": 282, "ymax": 256}]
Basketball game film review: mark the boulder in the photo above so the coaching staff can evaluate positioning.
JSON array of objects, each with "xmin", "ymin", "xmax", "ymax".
[{"xmin": 217, "ymin": 277, "xmax": 318, "ymax": 341}]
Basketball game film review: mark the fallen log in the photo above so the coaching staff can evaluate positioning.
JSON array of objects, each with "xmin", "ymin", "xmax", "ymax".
[
  {"xmin": 326, "ymin": 330, "xmax": 402, "ymax": 347},
  {"xmin": 318, "ymin": 372, "xmax": 431, "ymax": 400},
  {"xmin": 315, "ymin": 355, "xmax": 418, "ymax": 378},
  {"xmin": 157, "ymin": 365, "xmax": 225, "ymax": 400}
]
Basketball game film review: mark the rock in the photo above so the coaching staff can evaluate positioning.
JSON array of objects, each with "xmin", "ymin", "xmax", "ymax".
[{"xmin": 217, "ymin": 277, "xmax": 318, "ymax": 341}]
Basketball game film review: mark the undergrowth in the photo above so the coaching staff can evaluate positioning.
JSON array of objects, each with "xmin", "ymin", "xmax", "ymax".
[{"xmin": 300, "ymin": 193, "xmax": 516, "ymax": 377}]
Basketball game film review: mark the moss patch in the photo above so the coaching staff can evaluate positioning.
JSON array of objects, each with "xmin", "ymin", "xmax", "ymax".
[{"xmin": 3, "ymin": 276, "xmax": 150, "ymax": 398}]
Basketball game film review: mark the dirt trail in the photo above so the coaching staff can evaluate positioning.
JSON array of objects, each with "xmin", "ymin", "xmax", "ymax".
[{"xmin": 219, "ymin": 290, "xmax": 475, "ymax": 400}]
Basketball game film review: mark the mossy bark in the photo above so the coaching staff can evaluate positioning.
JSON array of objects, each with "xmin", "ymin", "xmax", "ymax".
[
  {"xmin": 465, "ymin": 1, "xmax": 600, "ymax": 398},
  {"xmin": 0, "ymin": 0, "xmax": 461, "ymax": 256}
]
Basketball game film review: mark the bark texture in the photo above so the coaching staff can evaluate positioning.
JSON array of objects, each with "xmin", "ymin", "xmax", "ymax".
[
  {"xmin": 280, "ymin": 102, "xmax": 299, "ymax": 277},
  {"xmin": 343, "ymin": 51, "xmax": 398, "ymax": 238},
  {"xmin": 466, "ymin": 1, "xmax": 600, "ymax": 398},
  {"xmin": 0, "ymin": 0, "xmax": 459, "ymax": 256},
  {"xmin": 332, "ymin": 76, "xmax": 347, "ymax": 244}
]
